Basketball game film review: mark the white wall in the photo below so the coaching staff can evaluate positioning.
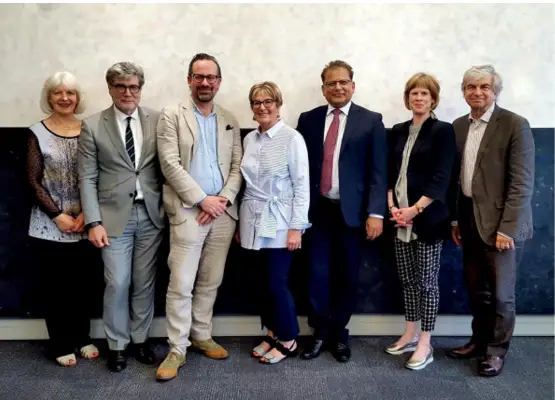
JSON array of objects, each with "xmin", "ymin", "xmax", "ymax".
[{"xmin": 0, "ymin": 3, "xmax": 553, "ymax": 128}]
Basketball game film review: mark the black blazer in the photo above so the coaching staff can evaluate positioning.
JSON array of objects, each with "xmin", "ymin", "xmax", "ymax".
[
  {"xmin": 388, "ymin": 117, "xmax": 456, "ymax": 242},
  {"xmin": 297, "ymin": 103, "xmax": 388, "ymax": 228}
]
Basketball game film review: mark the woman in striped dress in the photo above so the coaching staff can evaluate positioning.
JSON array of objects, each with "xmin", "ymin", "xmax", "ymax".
[{"xmin": 238, "ymin": 82, "xmax": 311, "ymax": 364}]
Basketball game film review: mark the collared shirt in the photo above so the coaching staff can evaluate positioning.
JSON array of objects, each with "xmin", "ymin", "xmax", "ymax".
[
  {"xmin": 189, "ymin": 102, "xmax": 224, "ymax": 203},
  {"xmin": 461, "ymin": 103, "xmax": 495, "ymax": 197},
  {"xmin": 113, "ymin": 105, "xmax": 144, "ymax": 200},
  {"xmin": 239, "ymin": 120, "xmax": 311, "ymax": 250}
]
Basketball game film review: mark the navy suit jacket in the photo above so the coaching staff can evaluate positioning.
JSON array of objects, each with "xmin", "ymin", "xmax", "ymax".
[
  {"xmin": 388, "ymin": 117, "xmax": 456, "ymax": 242},
  {"xmin": 296, "ymin": 103, "xmax": 388, "ymax": 228}
]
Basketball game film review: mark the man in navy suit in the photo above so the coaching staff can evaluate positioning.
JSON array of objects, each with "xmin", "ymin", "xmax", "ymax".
[{"xmin": 297, "ymin": 60, "xmax": 388, "ymax": 362}]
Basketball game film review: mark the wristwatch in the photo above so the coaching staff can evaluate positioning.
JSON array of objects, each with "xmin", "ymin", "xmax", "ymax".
[{"xmin": 415, "ymin": 204, "xmax": 425, "ymax": 214}]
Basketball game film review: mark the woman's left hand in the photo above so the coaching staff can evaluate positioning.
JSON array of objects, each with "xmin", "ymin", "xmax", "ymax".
[
  {"xmin": 392, "ymin": 206, "xmax": 419, "ymax": 227},
  {"xmin": 72, "ymin": 213, "xmax": 86, "ymax": 233},
  {"xmin": 287, "ymin": 229, "xmax": 302, "ymax": 251}
]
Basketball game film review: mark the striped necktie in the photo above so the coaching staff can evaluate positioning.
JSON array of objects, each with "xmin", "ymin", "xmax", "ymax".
[{"xmin": 125, "ymin": 116, "xmax": 135, "ymax": 167}]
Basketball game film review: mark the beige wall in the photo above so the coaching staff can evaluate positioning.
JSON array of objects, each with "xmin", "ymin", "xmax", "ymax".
[{"xmin": 0, "ymin": 3, "xmax": 553, "ymax": 128}]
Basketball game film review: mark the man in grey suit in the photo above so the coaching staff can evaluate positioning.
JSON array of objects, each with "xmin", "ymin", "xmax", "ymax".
[
  {"xmin": 78, "ymin": 62, "xmax": 165, "ymax": 372},
  {"xmin": 447, "ymin": 65, "xmax": 535, "ymax": 377},
  {"xmin": 155, "ymin": 53, "xmax": 243, "ymax": 381}
]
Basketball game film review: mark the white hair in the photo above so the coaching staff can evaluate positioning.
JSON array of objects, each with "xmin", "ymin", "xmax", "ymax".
[
  {"xmin": 461, "ymin": 64, "xmax": 503, "ymax": 96},
  {"xmin": 40, "ymin": 71, "xmax": 86, "ymax": 115}
]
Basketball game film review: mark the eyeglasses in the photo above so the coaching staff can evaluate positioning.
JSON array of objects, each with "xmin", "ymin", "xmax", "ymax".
[
  {"xmin": 190, "ymin": 74, "xmax": 220, "ymax": 84},
  {"xmin": 323, "ymin": 79, "xmax": 352, "ymax": 88},
  {"xmin": 111, "ymin": 84, "xmax": 141, "ymax": 94},
  {"xmin": 251, "ymin": 99, "xmax": 276, "ymax": 108}
]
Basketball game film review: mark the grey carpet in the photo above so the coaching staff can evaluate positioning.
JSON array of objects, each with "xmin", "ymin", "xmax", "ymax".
[{"xmin": 0, "ymin": 337, "xmax": 552, "ymax": 400}]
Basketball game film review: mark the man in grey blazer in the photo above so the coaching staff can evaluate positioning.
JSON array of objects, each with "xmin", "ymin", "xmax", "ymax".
[
  {"xmin": 447, "ymin": 65, "xmax": 535, "ymax": 377},
  {"xmin": 78, "ymin": 62, "xmax": 165, "ymax": 372},
  {"xmin": 155, "ymin": 53, "xmax": 242, "ymax": 382}
]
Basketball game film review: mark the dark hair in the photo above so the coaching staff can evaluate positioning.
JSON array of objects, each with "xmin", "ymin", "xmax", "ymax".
[
  {"xmin": 320, "ymin": 60, "xmax": 354, "ymax": 83},
  {"xmin": 187, "ymin": 53, "xmax": 222, "ymax": 79}
]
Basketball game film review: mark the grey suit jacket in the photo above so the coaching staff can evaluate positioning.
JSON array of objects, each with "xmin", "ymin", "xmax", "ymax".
[
  {"xmin": 156, "ymin": 98, "xmax": 243, "ymax": 225},
  {"xmin": 78, "ymin": 105, "xmax": 165, "ymax": 237},
  {"xmin": 453, "ymin": 105, "xmax": 535, "ymax": 245}
]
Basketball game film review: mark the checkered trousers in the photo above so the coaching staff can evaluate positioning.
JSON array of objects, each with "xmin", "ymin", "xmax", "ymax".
[{"xmin": 393, "ymin": 237, "xmax": 443, "ymax": 332}]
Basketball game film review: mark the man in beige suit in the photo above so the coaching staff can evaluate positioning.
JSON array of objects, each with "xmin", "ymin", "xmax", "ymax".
[
  {"xmin": 155, "ymin": 53, "xmax": 243, "ymax": 381},
  {"xmin": 447, "ymin": 65, "xmax": 535, "ymax": 377}
]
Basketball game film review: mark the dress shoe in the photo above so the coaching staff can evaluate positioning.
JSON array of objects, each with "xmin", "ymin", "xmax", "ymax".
[
  {"xmin": 479, "ymin": 355, "xmax": 505, "ymax": 377},
  {"xmin": 331, "ymin": 342, "xmax": 351, "ymax": 362},
  {"xmin": 107, "ymin": 350, "xmax": 126, "ymax": 372},
  {"xmin": 405, "ymin": 346, "xmax": 434, "ymax": 371},
  {"xmin": 385, "ymin": 338, "xmax": 419, "ymax": 355},
  {"xmin": 190, "ymin": 338, "xmax": 229, "ymax": 360},
  {"xmin": 156, "ymin": 351, "xmax": 186, "ymax": 382},
  {"xmin": 132, "ymin": 342, "xmax": 156, "ymax": 365},
  {"xmin": 447, "ymin": 342, "xmax": 484, "ymax": 359},
  {"xmin": 300, "ymin": 338, "xmax": 325, "ymax": 360}
]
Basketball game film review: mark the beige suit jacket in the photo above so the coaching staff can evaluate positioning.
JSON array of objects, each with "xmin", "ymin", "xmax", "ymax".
[
  {"xmin": 453, "ymin": 105, "xmax": 535, "ymax": 245},
  {"xmin": 156, "ymin": 98, "xmax": 243, "ymax": 225}
]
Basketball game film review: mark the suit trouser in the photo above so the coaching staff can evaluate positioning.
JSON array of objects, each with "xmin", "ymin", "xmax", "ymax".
[
  {"xmin": 459, "ymin": 195, "xmax": 524, "ymax": 357},
  {"xmin": 101, "ymin": 202, "xmax": 163, "ymax": 351},
  {"xmin": 308, "ymin": 196, "xmax": 363, "ymax": 344},
  {"xmin": 393, "ymin": 237, "xmax": 443, "ymax": 332},
  {"xmin": 246, "ymin": 248, "xmax": 300, "ymax": 341},
  {"xmin": 31, "ymin": 237, "xmax": 98, "ymax": 357},
  {"xmin": 165, "ymin": 208, "xmax": 236, "ymax": 355}
]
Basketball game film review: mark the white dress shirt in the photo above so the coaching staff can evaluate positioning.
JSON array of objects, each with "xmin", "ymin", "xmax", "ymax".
[
  {"xmin": 114, "ymin": 105, "xmax": 144, "ymax": 200},
  {"xmin": 461, "ymin": 103, "xmax": 495, "ymax": 198}
]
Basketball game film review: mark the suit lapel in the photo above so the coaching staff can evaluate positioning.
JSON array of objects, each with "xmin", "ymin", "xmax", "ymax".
[
  {"xmin": 474, "ymin": 105, "xmax": 501, "ymax": 173},
  {"xmin": 454, "ymin": 116, "xmax": 470, "ymax": 153},
  {"xmin": 410, "ymin": 116, "xmax": 435, "ymax": 156},
  {"xmin": 340, "ymin": 103, "xmax": 360, "ymax": 156},
  {"xmin": 183, "ymin": 99, "xmax": 200, "ymax": 156},
  {"xmin": 313, "ymin": 106, "xmax": 328, "ymax": 162},
  {"xmin": 137, "ymin": 107, "xmax": 150, "ymax": 169},
  {"xmin": 215, "ymin": 105, "xmax": 227, "ymax": 161},
  {"xmin": 103, "ymin": 106, "xmax": 133, "ymax": 168}
]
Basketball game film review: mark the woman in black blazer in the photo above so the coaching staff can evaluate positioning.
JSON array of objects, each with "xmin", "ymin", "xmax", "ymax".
[{"xmin": 384, "ymin": 73, "xmax": 456, "ymax": 371}]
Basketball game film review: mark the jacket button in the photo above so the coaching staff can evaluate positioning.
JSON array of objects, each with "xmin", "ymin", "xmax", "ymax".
[
  {"xmin": 129, "ymin": 193, "xmax": 134, "ymax": 197},
  {"xmin": 136, "ymin": 171, "xmax": 139, "ymax": 176}
]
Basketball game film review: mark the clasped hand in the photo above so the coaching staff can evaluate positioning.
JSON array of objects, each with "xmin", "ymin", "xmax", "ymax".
[
  {"xmin": 389, "ymin": 206, "xmax": 418, "ymax": 228},
  {"xmin": 196, "ymin": 195, "xmax": 229, "ymax": 225}
]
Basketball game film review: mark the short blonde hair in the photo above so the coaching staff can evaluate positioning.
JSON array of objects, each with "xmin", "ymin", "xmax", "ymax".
[
  {"xmin": 403, "ymin": 72, "xmax": 440, "ymax": 111},
  {"xmin": 248, "ymin": 81, "xmax": 283, "ymax": 107},
  {"xmin": 40, "ymin": 71, "xmax": 85, "ymax": 115}
]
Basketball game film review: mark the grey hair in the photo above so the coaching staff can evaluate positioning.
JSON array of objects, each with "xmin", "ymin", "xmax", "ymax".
[
  {"xmin": 461, "ymin": 64, "xmax": 503, "ymax": 95},
  {"xmin": 40, "ymin": 71, "xmax": 86, "ymax": 115},
  {"xmin": 105, "ymin": 61, "xmax": 145, "ymax": 87}
]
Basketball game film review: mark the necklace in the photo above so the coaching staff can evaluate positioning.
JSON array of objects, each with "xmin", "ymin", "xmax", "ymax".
[{"xmin": 50, "ymin": 117, "xmax": 81, "ymax": 131}]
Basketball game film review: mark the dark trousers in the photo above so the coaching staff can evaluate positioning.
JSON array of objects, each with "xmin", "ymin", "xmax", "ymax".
[
  {"xmin": 307, "ymin": 196, "xmax": 363, "ymax": 344},
  {"xmin": 247, "ymin": 247, "xmax": 299, "ymax": 341},
  {"xmin": 31, "ymin": 237, "xmax": 98, "ymax": 358},
  {"xmin": 458, "ymin": 195, "xmax": 524, "ymax": 357}
]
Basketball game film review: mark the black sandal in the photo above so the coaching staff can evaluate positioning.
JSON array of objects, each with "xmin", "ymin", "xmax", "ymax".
[
  {"xmin": 252, "ymin": 336, "xmax": 277, "ymax": 358},
  {"xmin": 259, "ymin": 340, "xmax": 298, "ymax": 364}
]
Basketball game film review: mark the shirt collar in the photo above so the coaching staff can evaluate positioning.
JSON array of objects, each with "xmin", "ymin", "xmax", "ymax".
[
  {"xmin": 258, "ymin": 119, "xmax": 284, "ymax": 138},
  {"xmin": 113, "ymin": 104, "xmax": 139, "ymax": 123},
  {"xmin": 469, "ymin": 103, "xmax": 495, "ymax": 123},
  {"xmin": 327, "ymin": 101, "xmax": 352, "ymax": 116},
  {"xmin": 192, "ymin": 100, "xmax": 216, "ymax": 117}
]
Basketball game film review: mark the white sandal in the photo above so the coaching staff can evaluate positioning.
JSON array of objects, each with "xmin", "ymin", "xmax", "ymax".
[
  {"xmin": 56, "ymin": 353, "xmax": 77, "ymax": 367},
  {"xmin": 80, "ymin": 344, "xmax": 99, "ymax": 359}
]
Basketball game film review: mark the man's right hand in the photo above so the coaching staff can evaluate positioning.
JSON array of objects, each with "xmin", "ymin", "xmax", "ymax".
[
  {"xmin": 89, "ymin": 225, "xmax": 110, "ymax": 248},
  {"xmin": 451, "ymin": 225, "xmax": 462, "ymax": 246},
  {"xmin": 199, "ymin": 196, "xmax": 228, "ymax": 218},
  {"xmin": 53, "ymin": 213, "xmax": 77, "ymax": 233}
]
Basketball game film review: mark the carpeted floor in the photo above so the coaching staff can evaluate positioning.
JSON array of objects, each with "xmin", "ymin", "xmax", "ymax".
[{"xmin": 0, "ymin": 336, "xmax": 552, "ymax": 400}]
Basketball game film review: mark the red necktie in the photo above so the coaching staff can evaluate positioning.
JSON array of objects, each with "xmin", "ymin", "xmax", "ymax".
[{"xmin": 320, "ymin": 108, "xmax": 341, "ymax": 195}]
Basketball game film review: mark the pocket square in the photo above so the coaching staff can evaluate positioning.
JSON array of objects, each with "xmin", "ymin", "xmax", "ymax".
[{"xmin": 226, "ymin": 124, "xmax": 234, "ymax": 130}]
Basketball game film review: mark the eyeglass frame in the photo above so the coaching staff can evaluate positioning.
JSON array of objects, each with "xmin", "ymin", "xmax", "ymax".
[
  {"xmin": 250, "ymin": 99, "xmax": 277, "ymax": 108},
  {"xmin": 189, "ymin": 74, "xmax": 221, "ymax": 84},
  {"xmin": 323, "ymin": 79, "xmax": 353, "ymax": 88},
  {"xmin": 110, "ymin": 84, "xmax": 142, "ymax": 94}
]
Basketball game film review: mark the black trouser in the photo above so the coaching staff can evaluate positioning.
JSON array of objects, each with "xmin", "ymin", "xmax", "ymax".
[
  {"xmin": 307, "ymin": 196, "xmax": 364, "ymax": 344},
  {"xmin": 247, "ymin": 248, "xmax": 299, "ymax": 341},
  {"xmin": 458, "ymin": 196, "xmax": 524, "ymax": 357},
  {"xmin": 31, "ymin": 237, "xmax": 98, "ymax": 358}
]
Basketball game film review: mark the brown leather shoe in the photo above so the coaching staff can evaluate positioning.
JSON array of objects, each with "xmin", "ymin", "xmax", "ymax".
[
  {"xmin": 190, "ymin": 338, "xmax": 229, "ymax": 360},
  {"xmin": 479, "ymin": 355, "xmax": 505, "ymax": 377},
  {"xmin": 447, "ymin": 343, "xmax": 484, "ymax": 359}
]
